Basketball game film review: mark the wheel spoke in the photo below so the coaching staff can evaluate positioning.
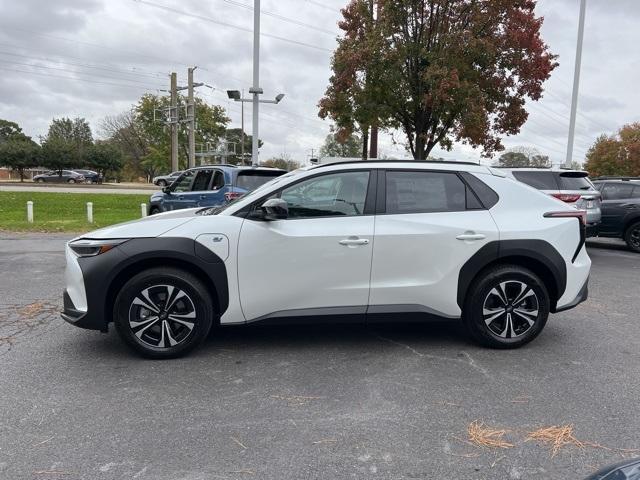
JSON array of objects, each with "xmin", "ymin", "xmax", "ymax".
[
  {"xmin": 497, "ymin": 313, "xmax": 516, "ymax": 338},
  {"xmin": 132, "ymin": 294, "xmax": 160, "ymax": 314},
  {"xmin": 161, "ymin": 320, "xmax": 179, "ymax": 347},
  {"xmin": 512, "ymin": 285, "xmax": 534, "ymax": 306},
  {"xmin": 168, "ymin": 311, "xmax": 196, "ymax": 319},
  {"xmin": 130, "ymin": 315, "xmax": 159, "ymax": 329},
  {"xmin": 488, "ymin": 287, "xmax": 507, "ymax": 306},
  {"xmin": 514, "ymin": 309, "xmax": 536, "ymax": 327},
  {"xmin": 483, "ymin": 308, "xmax": 504, "ymax": 326},
  {"xmin": 166, "ymin": 289, "xmax": 187, "ymax": 312},
  {"xmin": 134, "ymin": 317, "xmax": 160, "ymax": 339},
  {"xmin": 168, "ymin": 315, "xmax": 195, "ymax": 331}
]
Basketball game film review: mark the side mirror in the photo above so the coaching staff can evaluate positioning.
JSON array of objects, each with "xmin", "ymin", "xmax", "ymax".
[
  {"xmin": 261, "ymin": 198, "xmax": 288, "ymax": 220},
  {"xmin": 162, "ymin": 186, "xmax": 171, "ymax": 194}
]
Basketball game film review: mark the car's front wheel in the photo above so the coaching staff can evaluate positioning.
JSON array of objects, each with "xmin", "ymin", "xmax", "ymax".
[
  {"xmin": 157, "ymin": 180, "xmax": 167, "ymax": 187},
  {"xmin": 148, "ymin": 206, "xmax": 161, "ymax": 215},
  {"xmin": 68, "ymin": 179, "xmax": 76, "ymax": 184},
  {"xmin": 624, "ymin": 221, "xmax": 640, "ymax": 253},
  {"xmin": 114, "ymin": 267, "xmax": 214, "ymax": 358},
  {"xmin": 463, "ymin": 265, "xmax": 550, "ymax": 349}
]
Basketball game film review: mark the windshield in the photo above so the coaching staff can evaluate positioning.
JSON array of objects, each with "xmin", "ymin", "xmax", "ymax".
[{"xmin": 235, "ymin": 171, "xmax": 285, "ymax": 190}]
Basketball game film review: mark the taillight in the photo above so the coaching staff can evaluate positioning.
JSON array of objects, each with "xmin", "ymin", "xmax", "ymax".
[
  {"xmin": 551, "ymin": 193, "xmax": 581, "ymax": 203},
  {"xmin": 224, "ymin": 191, "xmax": 244, "ymax": 202},
  {"xmin": 544, "ymin": 210, "xmax": 587, "ymax": 225}
]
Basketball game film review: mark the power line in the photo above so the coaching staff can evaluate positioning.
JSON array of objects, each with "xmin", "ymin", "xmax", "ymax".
[
  {"xmin": 0, "ymin": 58, "xmax": 165, "ymax": 89},
  {"xmin": 132, "ymin": 0, "xmax": 333, "ymax": 53},
  {"xmin": 215, "ymin": 0, "xmax": 337, "ymax": 35},
  {"xmin": 0, "ymin": 66, "xmax": 162, "ymax": 91},
  {"xmin": 305, "ymin": 0, "xmax": 342, "ymax": 13}
]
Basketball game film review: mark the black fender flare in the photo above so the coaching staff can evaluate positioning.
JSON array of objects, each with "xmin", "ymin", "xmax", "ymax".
[{"xmin": 457, "ymin": 240, "xmax": 567, "ymax": 310}]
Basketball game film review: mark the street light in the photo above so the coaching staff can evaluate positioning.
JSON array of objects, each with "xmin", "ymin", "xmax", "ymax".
[{"xmin": 226, "ymin": 89, "xmax": 285, "ymax": 164}]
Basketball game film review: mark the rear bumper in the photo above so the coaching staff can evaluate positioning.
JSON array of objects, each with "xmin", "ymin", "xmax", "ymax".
[{"xmin": 553, "ymin": 276, "xmax": 589, "ymax": 313}]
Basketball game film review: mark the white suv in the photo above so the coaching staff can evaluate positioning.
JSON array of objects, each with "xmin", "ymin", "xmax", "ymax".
[{"xmin": 62, "ymin": 161, "xmax": 591, "ymax": 358}]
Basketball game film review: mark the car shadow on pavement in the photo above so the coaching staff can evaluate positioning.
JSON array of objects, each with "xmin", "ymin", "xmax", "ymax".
[{"xmin": 586, "ymin": 239, "xmax": 632, "ymax": 252}]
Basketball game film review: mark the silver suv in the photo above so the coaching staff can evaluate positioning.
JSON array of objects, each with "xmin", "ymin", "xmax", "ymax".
[{"xmin": 501, "ymin": 168, "xmax": 601, "ymax": 236}]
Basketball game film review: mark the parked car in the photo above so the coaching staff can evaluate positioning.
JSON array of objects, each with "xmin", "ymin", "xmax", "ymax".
[
  {"xmin": 152, "ymin": 171, "xmax": 183, "ymax": 187},
  {"xmin": 500, "ymin": 168, "xmax": 601, "ymax": 237},
  {"xmin": 33, "ymin": 170, "xmax": 85, "ymax": 184},
  {"xmin": 147, "ymin": 165, "xmax": 286, "ymax": 215},
  {"xmin": 62, "ymin": 160, "xmax": 591, "ymax": 358},
  {"xmin": 593, "ymin": 179, "xmax": 640, "ymax": 252},
  {"xmin": 583, "ymin": 457, "xmax": 640, "ymax": 479},
  {"xmin": 74, "ymin": 169, "xmax": 102, "ymax": 184}
]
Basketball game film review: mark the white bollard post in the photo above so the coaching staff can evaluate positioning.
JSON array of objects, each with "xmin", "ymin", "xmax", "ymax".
[
  {"xmin": 141, "ymin": 203, "xmax": 147, "ymax": 218},
  {"xmin": 86, "ymin": 202, "xmax": 93, "ymax": 223},
  {"xmin": 27, "ymin": 201, "xmax": 33, "ymax": 223}
]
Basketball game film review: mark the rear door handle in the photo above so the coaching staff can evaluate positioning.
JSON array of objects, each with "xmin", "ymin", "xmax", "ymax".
[
  {"xmin": 199, "ymin": 195, "xmax": 207, "ymax": 199},
  {"xmin": 456, "ymin": 233, "xmax": 486, "ymax": 241},
  {"xmin": 339, "ymin": 237, "xmax": 370, "ymax": 247}
]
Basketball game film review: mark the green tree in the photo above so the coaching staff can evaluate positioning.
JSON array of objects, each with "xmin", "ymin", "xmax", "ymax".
[
  {"xmin": 85, "ymin": 142, "xmax": 124, "ymax": 180},
  {"xmin": 496, "ymin": 147, "xmax": 550, "ymax": 168},
  {"xmin": 584, "ymin": 123, "xmax": 640, "ymax": 177},
  {"xmin": 261, "ymin": 154, "xmax": 302, "ymax": 171},
  {"xmin": 320, "ymin": 0, "xmax": 558, "ymax": 160},
  {"xmin": 221, "ymin": 128, "xmax": 262, "ymax": 165},
  {"xmin": 40, "ymin": 139, "xmax": 78, "ymax": 177},
  {"xmin": 319, "ymin": 132, "xmax": 362, "ymax": 158},
  {"xmin": 0, "ymin": 139, "xmax": 40, "ymax": 181},
  {"xmin": 0, "ymin": 119, "xmax": 30, "ymax": 144}
]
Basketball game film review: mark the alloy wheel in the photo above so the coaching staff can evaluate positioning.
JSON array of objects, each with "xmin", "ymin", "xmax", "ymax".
[
  {"xmin": 128, "ymin": 284, "xmax": 197, "ymax": 349},
  {"xmin": 482, "ymin": 281, "xmax": 539, "ymax": 339},
  {"xmin": 629, "ymin": 225, "xmax": 640, "ymax": 250}
]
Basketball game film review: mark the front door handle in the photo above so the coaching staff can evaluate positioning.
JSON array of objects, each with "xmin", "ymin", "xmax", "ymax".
[
  {"xmin": 200, "ymin": 195, "xmax": 207, "ymax": 200},
  {"xmin": 456, "ymin": 232, "xmax": 486, "ymax": 241},
  {"xmin": 339, "ymin": 236, "xmax": 370, "ymax": 247}
]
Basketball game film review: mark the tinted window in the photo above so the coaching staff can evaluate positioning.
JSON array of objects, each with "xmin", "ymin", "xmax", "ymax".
[
  {"xmin": 460, "ymin": 172, "xmax": 499, "ymax": 209},
  {"xmin": 212, "ymin": 171, "xmax": 224, "ymax": 190},
  {"xmin": 558, "ymin": 173, "xmax": 593, "ymax": 190},
  {"xmin": 236, "ymin": 171, "xmax": 284, "ymax": 191},
  {"xmin": 512, "ymin": 171, "xmax": 558, "ymax": 190},
  {"xmin": 280, "ymin": 171, "xmax": 369, "ymax": 218},
  {"xmin": 633, "ymin": 187, "xmax": 640, "ymax": 199},
  {"xmin": 385, "ymin": 171, "xmax": 466, "ymax": 214},
  {"xmin": 191, "ymin": 170, "xmax": 213, "ymax": 191},
  {"xmin": 171, "ymin": 171, "xmax": 194, "ymax": 192},
  {"xmin": 603, "ymin": 183, "xmax": 635, "ymax": 200}
]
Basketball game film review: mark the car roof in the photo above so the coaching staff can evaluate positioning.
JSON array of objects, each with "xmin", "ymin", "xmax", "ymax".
[
  {"xmin": 309, "ymin": 159, "xmax": 492, "ymax": 174},
  {"xmin": 593, "ymin": 179, "xmax": 640, "ymax": 183},
  {"xmin": 496, "ymin": 167, "xmax": 588, "ymax": 173},
  {"xmin": 185, "ymin": 165, "xmax": 286, "ymax": 173}
]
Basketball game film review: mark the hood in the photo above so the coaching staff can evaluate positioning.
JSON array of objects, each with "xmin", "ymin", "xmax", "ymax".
[{"xmin": 80, "ymin": 208, "xmax": 201, "ymax": 240}]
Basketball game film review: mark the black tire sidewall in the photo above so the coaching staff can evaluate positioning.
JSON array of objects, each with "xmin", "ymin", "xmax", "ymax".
[
  {"xmin": 463, "ymin": 266, "xmax": 550, "ymax": 349},
  {"xmin": 625, "ymin": 222, "xmax": 640, "ymax": 253},
  {"xmin": 114, "ymin": 268, "xmax": 213, "ymax": 359}
]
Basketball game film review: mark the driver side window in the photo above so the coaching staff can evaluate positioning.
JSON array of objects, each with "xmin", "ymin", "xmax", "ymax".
[
  {"xmin": 279, "ymin": 171, "xmax": 370, "ymax": 218},
  {"xmin": 172, "ymin": 171, "xmax": 194, "ymax": 192}
]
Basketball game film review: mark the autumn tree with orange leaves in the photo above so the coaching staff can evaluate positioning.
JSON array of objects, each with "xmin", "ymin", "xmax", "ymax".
[
  {"xmin": 319, "ymin": 0, "xmax": 558, "ymax": 160},
  {"xmin": 585, "ymin": 123, "xmax": 640, "ymax": 178}
]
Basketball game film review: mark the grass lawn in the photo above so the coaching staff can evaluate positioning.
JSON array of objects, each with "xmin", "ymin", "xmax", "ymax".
[{"xmin": 0, "ymin": 192, "xmax": 150, "ymax": 233}]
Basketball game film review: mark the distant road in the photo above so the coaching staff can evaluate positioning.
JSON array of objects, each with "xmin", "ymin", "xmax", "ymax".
[{"xmin": 0, "ymin": 182, "xmax": 157, "ymax": 195}]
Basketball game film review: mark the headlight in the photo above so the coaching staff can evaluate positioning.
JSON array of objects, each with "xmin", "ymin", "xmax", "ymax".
[{"xmin": 69, "ymin": 238, "xmax": 129, "ymax": 257}]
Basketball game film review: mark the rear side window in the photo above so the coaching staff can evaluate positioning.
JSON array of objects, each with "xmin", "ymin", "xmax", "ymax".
[
  {"xmin": 235, "ymin": 171, "xmax": 285, "ymax": 191},
  {"xmin": 191, "ymin": 170, "xmax": 213, "ymax": 191},
  {"xmin": 602, "ymin": 183, "xmax": 635, "ymax": 200},
  {"xmin": 633, "ymin": 187, "xmax": 640, "ymax": 198},
  {"xmin": 385, "ymin": 171, "xmax": 466, "ymax": 214},
  {"xmin": 512, "ymin": 171, "xmax": 559, "ymax": 190},
  {"xmin": 460, "ymin": 172, "xmax": 499, "ymax": 209},
  {"xmin": 558, "ymin": 173, "xmax": 593, "ymax": 191},
  {"xmin": 211, "ymin": 171, "xmax": 224, "ymax": 190}
]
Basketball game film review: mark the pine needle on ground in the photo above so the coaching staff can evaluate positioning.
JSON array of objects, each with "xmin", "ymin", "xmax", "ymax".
[{"xmin": 467, "ymin": 420, "xmax": 514, "ymax": 449}]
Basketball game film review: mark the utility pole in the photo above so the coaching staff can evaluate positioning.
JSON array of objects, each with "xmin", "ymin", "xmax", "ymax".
[
  {"xmin": 241, "ymin": 89, "xmax": 245, "ymax": 165},
  {"xmin": 565, "ymin": 0, "xmax": 587, "ymax": 168},
  {"xmin": 250, "ymin": 0, "xmax": 261, "ymax": 166},
  {"xmin": 170, "ymin": 72, "xmax": 178, "ymax": 172},
  {"xmin": 187, "ymin": 67, "xmax": 197, "ymax": 168}
]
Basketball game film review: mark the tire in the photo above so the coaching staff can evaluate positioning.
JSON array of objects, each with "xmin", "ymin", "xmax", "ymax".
[
  {"xmin": 68, "ymin": 179, "xmax": 76, "ymax": 184},
  {"xmin": 149, "ymin": 206, "xmax": 160, "ymax": 215},
  {"xmin": 462, "ymin": 265, "xmax": 550, "ymax": 349},
  {"xmin": 36, "ymin": 178, "xmax": 44, "ymax": 183},
  {"xmin": 157, "ymin": 180, "xmax": 167, "ymax": 187},
  {"xmin": 113, "ymin": 267, "xmax": 214, "ymax": 359},
  {"xmin": 624, "ymin": 221, "xmax": 640, "ymax": 253}
]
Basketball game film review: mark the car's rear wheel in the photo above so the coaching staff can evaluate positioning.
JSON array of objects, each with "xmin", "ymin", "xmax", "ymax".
[
  {"xmin": 463, "ymin": 265, "xmax": 550, "ymax": 349},
  {"xmin": 36, "ymin": 178, "xmax": 44, "ymax": 183},
  {"xmin": 114, "ymin": 267, "xmax": 214, "ymax": 358},
  {"xmin": 624, "ymin": 221, "xmax": 640, "ymax": 253},
  {"xmin": 68, "ymin": 179, "xmax": 76, "ymax": 184}
]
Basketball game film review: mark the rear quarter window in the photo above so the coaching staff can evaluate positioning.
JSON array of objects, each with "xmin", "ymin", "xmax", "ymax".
[
  {"xmin": 511, "ymin": 171, "xmax": 559, "ymax": 190},
  {"xmin": 235, "ymin": 171, "xmax": 285, "ymax": 191}
]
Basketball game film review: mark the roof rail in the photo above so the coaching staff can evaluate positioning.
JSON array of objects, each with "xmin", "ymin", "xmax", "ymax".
[
  {"xmin": 311, "ymin": 159, "xmax": 481, "ymax": 169},
  {"xmin": 592, "ymin": 176, "xmax": 640, "ymax": 181}
]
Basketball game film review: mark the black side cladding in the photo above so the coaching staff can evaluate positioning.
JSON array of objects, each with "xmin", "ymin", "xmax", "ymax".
[
  {"xmin": 72, "ymin": 237, "xmax": 228, "ymax": 331},
  {"xmin": 457, "ymin": 240, "xmax": 567, "ymax": 310}
]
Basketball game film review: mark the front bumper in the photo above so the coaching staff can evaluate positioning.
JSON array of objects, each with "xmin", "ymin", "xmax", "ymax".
[{"xmin": 61, "ymin": 289, "xmax": 108, "ymax": 331}]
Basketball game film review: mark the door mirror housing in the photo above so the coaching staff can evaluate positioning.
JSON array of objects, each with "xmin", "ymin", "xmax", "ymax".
[{"xmin": 260, "ymin": 198, "xmax": 288, "ymax": 220}]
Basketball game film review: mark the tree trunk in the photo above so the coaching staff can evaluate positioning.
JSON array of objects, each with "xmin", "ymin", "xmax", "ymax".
[
  {"xmin": 19, "ymin": 169, "xmax": 25, "ymax": 182},
  {"xmin": 369, "ymin": 123, "xmax": 378, "ymax": 159},
  {"xmin": 361, "ymin": 126, "xmax": 369, "ymax": 161},
  {"xmin": 414, "ymin": 133, "xmax": 426, "ymax": 160}
]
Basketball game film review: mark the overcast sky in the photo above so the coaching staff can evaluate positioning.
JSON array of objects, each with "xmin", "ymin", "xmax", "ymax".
[{"xmin": 0, "ymin": 0, "xmax": 638, "ymax": 166}]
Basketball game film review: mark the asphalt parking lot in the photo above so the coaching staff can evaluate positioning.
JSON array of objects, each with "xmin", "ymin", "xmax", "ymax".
[{"xmin": 1, "ymin": 233, "xmax": 639, "ymax": 480}]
